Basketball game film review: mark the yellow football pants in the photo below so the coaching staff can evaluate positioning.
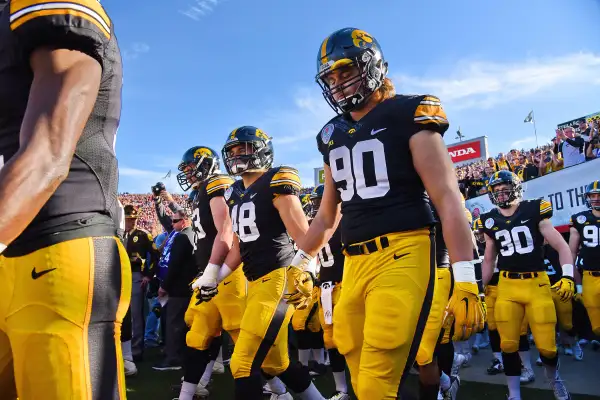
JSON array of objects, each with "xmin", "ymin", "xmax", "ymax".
[
  {"xmin": 551, "ymin": 290, "xmax": 573, "ymax": 332},
  {"xmin": 485, "ymin": 284, "xmax": 528, "ymax": 335},
  {"xmin": 334, "ymin": 229, "xmax": 435, "ymax": 400},
  {"xmin": 0, "ymin": 237, "xmax": 131, "ymax": 400},
  {"xmin": 230, "ymin": 267, "xmax": 294, "ymax": 378},
  {"xmin": 416, "ymin": 267, "xmax": 450, "ymax": 366},
  {"xmin": 185, "ymin": 267, "xmax": 247, "ymax": 350},
  {"xmin": 318, "ymin": 282, "xmax": 342, "ymax": 349},
  {"xmin": 495, "ymin": 272, "xmax": 556, "ymax": 358},
  {"xmin": 582, "ymin": 272, "xmax": 600, "ymax": 335}
]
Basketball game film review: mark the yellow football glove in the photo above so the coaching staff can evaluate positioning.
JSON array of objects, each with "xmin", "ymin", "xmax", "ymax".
[
  {"xmin": 284, "ymin": 250, "xmax": 316, "ymax": 310},
  {"xmin": 285, "ymin": 267, "xmax": 315, "ymax": 309},
  {"xmin": 551, "ymin": 264, "xmax": 575, "ymax": 302},
  {"xmin": 444, "ymin": 261, "xmax": 486, "ymax": 341}
]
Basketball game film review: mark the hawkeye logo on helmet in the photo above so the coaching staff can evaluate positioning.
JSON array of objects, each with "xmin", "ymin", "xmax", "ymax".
[
  {"xmin": 351, "ymin": 30, "xmax": 373, "ymax": 48},
  {"xmin": 193, "ymin": 148, "xmax": 212, "ymax": 159},
  {"xmin": 255, "ymin": 128, "xmax": 270, "ymax": 141}
]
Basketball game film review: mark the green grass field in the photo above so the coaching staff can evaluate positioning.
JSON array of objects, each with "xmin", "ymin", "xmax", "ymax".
[{"xmin": 125, "ymin": 348, "xmax": 600, "ymax": 400}]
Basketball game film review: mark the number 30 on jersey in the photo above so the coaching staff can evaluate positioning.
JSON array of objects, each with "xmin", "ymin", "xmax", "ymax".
[{"xmin": 495, "ymin": 226, "xmax": 534, "ymax": 256}]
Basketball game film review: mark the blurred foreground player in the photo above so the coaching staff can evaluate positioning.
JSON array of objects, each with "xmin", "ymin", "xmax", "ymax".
[{"xmin": 0, "ymin": 1, "xmax": 129, "ymax": 399}]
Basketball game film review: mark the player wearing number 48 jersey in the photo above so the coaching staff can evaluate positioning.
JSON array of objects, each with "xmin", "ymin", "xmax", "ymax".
[
  {"xmin": 173, "ymin": 146, "xmax": 246, "ymax": 400},
  {"xmin": 0, "ymin": 1, "xmax": 129, "ymax": 399},
  {"xmin": 289, "ymin": 27, "xmax": 484, "ymax": 399},
  {"xmin": 481, "ymin": 170, "xmax": 573, "ymax": 400},
  {"xmin": 193, "ymin": 126, "xmax": 324, "ymax": 400},
  {"xmin": 569, "ymin": 180, "xmax": 600, "ymax": 336}
]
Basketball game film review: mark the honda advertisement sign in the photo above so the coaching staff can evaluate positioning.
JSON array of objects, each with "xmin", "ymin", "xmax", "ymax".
[{"xmin": 446, "ymin": 136, "xmax": 488, "ymax": 166}]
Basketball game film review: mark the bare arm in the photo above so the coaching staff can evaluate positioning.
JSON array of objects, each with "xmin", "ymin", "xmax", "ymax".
[
  {"xmin": 568, "ymin": 227, "xmax": 581, "ymax": 261},
  {"xmin": 410, "ymin": 130, "xmax": 473, "ymax": 262},
  {"xmin": 274, "ymin": 194, "xmax": 310, "ymax": 243},
  {"xmin": 223, "ymin": 235, "xmax": 242, "ymax": 271},
  {"xmin": 0, "ymin": 48, "xmax": 101, "ymax": 247},
  {"xmin": 209, "ymin": 196, "xmax": 234, "ymax": 265},
  {"xmin": 482, "ymin": 233, "xmax": 498, "ymax": 286},
  {"xmin": 539, "ymin": 219, "xmax": 572, "ymax": 267},
  {"xmin": 298, "ymin": 164, "xmax": 341, "ymax": 255}
]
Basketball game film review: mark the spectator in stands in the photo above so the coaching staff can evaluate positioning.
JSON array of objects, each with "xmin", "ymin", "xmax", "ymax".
[
  {"xmin": 538, "ymin": 148, "xmax": 563, "ymax": 176},
  {"xmin": 520, "ymin": 153, "xmax": 540, "ymax": 181},
  {"xmin": 558, "ymin": 127, "xmax": 585, "ymax": 168},
  {"xmin": 496, "ymin": 152, "xmax": 513, "ymax": 171}
]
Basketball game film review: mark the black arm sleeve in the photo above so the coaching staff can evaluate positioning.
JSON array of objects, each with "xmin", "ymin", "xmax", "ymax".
[{"xmin": 155, "ymin": 198, "xmax": 174, "ymax": 233}]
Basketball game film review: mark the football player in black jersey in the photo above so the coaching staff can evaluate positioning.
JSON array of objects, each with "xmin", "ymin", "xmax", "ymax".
[
  {"xmin": 569, "ymin": 180, "xmax": 600, "ymax": 337},
  {"xmin": 171, "ymin": 146, "xmax": 245, "ymax": 400},
  {"xmin": 311, "ymin": 185, "xmax": 349, "ymax": 400},
  {"xmin": 481, "ymin": 171, "xmax": 573, "ymax": 400},
  {"xmin": 0, "ymin": 1, "xmax": 128, "ymax": 398},
  {"xmin": 193, "ymin": 126, "xmax": 323, "ymax": 400},
  {"xmin": 290, "ymin": 27, "xmax": 484, "ymax": 399}
]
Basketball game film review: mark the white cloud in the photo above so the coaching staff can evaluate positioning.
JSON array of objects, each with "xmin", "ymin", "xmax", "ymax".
[
  {"xmin": 397, "ymin": 52, "xmax": 600, "ymax": 109},
  {"xmin": 180, "ymin": 0, "xmax": 223, "ymax": 20},
  {"xmin": 123, "ymin": 42, "xmax": 150, "ymax": 60},
  {"xmin": 510, "ymin": 136, "xmax": 537, "ymax": 149}
]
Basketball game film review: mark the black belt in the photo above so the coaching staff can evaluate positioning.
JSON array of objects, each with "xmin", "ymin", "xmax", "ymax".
[
  {"xmin": 502, "ymin": 271, "xmax": 539, "ymax": 280},
  {"xmin": 587, "ymin": 271, "xmax": 600, "ymax": 277},
  {"xmin": 344, "ymin": 236, "xmax": 390, "ymax": 256}
]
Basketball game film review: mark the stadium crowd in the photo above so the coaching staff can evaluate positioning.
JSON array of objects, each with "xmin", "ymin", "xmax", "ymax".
[{"xmin": 119, "ymin": 120, "xmax": 600, "ymax": 229}]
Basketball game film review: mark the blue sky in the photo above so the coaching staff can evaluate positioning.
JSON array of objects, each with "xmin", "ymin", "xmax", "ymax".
[{"xmin": 107, "ymin": 0, "xmax": 600, "ymax": 193}]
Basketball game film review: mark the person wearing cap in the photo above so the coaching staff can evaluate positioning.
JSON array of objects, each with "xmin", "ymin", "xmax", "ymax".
[{"xmin": 123, "ymin": 204, "xmax": 160, "ymax": 369}]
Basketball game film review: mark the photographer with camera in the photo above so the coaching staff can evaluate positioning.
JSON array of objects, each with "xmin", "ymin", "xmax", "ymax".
[{"xmin": 586, "ymin": 130, "xmax": 600, "ymax": 159}]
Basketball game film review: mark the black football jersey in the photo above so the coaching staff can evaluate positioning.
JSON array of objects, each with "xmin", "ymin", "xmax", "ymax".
[
  {"xmin": 480, "ymin": 199, "xmax": 552, "ymax": 273},
  {"xmin": 318, "ymin": 225, "xmax": 344, "ymax": 283},
  {"xmin": 0, "ymin": 0, "xmax": 122, "ymax": 255},
  {"xmin": 570, "ymin": 210, "xmax": 600, "ymax": 272},
  {"xmin": 316, "ymin": 95, "xmax": 449, "ymax": 246},
  {"xmin": 191, "ymin": 174, "xmax": 235, "ymax": 270},
  {"xmin": 225, "ymin": 166, "xmax": 301, "ymax": 281},
  {"xmin": 543, "ymin": 244, "xmax": 562, "ymax": 285}
]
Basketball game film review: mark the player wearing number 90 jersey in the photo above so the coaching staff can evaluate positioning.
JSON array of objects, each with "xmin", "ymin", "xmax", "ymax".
[
  {"xmin": 0, "ymin": 1, "xmax": 129, "ymax": 399},
  {"xmin": 480, "ymin": 170, "xmax": 573, "ymax": 400},
  {"xmin": 569, "ymin": 180, "xmax": 600, "ymax": 335},
  {"xmin": 289, "ymin": 27, "xmax": 482, "ymax": 400},
  {"xmin": 217, "ymin": 126, "xmax": 323, "ymax": 399}
]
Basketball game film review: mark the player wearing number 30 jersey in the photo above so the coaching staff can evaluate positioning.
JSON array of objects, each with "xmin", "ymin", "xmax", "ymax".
[
  {"xmin": 480, "ymin": 170, "xmax": 573, "ymax": 400},
  {"xmin": 175, "ymin": 146, "xmax": 246, "ymax": 400},
  {"xmin": 194, "ymin": 126, "xmax": 323, "ymax": 400},
  {"xmin": 290, "ymin": 27, "xmax": 483, "ymax": 399}
]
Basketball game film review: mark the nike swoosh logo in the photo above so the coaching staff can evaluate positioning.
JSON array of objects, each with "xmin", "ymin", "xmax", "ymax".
[
  {"xmin": 371, "ymin": 128, "xmax": 387, "ymax": 135},
  {"xmin": 223, "ymin": 281, "xmax": 232, "ymax": 286},
  {"xmin": 31, "ymin": 267, "xmax": 56, "ymax": 280},
  {"xmin": 521, "ymin": 219, "xmax": 530, "ymax": 223},
  {"xmin": 262, "ymin": 278, "xmax": 271, "ymax": 283},
  {"xmin": 393, "ymin": 253, "xmax": 409, "ymax": 260},
  {"xmin": 539, "ymin": 283, "xmax": 548, "ymax": 287}
]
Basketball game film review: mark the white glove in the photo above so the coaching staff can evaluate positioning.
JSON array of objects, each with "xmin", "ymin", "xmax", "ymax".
[{"xmin": 191, "ymin": 263, "xmax": 220, "ymax": 290}]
